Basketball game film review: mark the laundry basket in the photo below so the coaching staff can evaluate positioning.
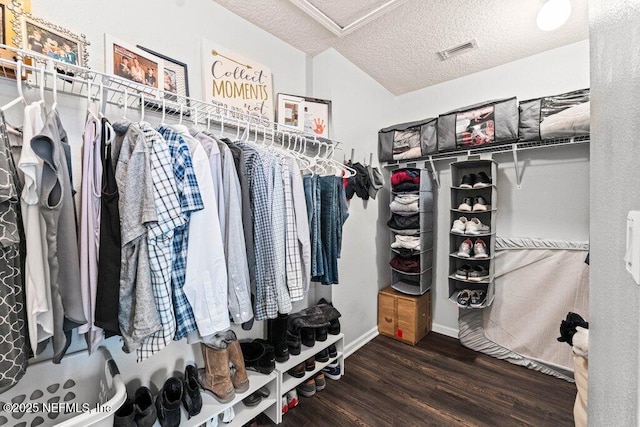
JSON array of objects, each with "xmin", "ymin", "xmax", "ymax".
[{"xmin": 0, "ymin": 347, "xmax": 126, "ymax": 427}]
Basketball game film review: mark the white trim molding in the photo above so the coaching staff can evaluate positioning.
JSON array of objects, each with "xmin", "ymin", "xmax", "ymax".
[
  {"xmin": 344, "ymin": 326, "xmax": 379, "ymax": 358},
  {"xmin": 288, "ymin": 0, "xmax": 410, "ymax": 37},
  {"xmin": 432, "ymin": 323, "xmax": 459, "ymax": 339}
]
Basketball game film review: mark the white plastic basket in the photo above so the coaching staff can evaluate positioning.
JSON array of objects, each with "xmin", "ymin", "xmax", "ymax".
[{"xmin": 0, "ymin": 347, "xmax": 126, "ymax": 427}]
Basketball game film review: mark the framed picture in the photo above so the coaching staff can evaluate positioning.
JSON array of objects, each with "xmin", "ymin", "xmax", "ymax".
[
  {"xmin": 19, "ymin": 12, "xmax": 89, "ymax": 67},
  {"xmin": 137, "ymin": 45, "xmax": 190, "ymax": 106},
  {"xmin": 303, "ymin": 96, "xmax": 331, "ymax": 138},
  {"xmin": 276, "ymin": 94, "xmax": 304, "ymax": 131},
  {"xmin": 0, "ymin": 0, "xmax": 30, "ymax": 77},
  {"xmin": 104, "ymin": 34, "xmax": 163, "ymax": 97}
]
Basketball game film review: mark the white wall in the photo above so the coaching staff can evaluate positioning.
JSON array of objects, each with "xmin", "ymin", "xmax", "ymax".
[
  {"xmin": 394, "ymin": 40, "xmax": 591, "ymax": 334},
  {"xmin": 311, "ymin": 48, "xmax": 396, "ymax": 351},
  {"xmin": 589, "ymin": 1, "xmax": 640, "ymax": 424}
]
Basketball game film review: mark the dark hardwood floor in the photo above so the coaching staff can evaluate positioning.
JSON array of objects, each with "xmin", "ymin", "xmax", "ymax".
[{"xmin": 259, "ymin": 333, "xmax": 576, "ymax": 427}]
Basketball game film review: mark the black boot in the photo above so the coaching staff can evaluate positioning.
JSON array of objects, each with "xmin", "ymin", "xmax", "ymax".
[
  {"xmin": 155, "ymin": 378, "xmax": 183, "ymax": 427},
  {"xmin": 114, "ymin": 397, "xmax": 136, "ymax": 427},
  {"xmin": 301, "ymin": 328, "xmax": 315, "ymax": 347},
  {"xmin": 182, "ymin": 365, "xmax": 203, "ymax": 418},
  {"xmin": 240, "ymin": 340, "xmax": 276, "ymax": 374},
  {"xmin": 286, "ymin": 320, "xmax": 302, "ymax": 355},
  {"xmin": 268, "ymin": 313, "xmax": 290, "ymax": 362},
  {"xmin": 315, "ymin": 326, "xmax": 328, "ymax": 342},
  {"xmin": 319, "ymin": 298, "xmax": 341, "ymax": 335},
  {"xmin": 133, "ymin": 387, "xmax": 157, "ymax": 427}
]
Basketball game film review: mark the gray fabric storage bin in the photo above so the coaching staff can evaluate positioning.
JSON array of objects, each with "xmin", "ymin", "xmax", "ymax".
[
  {"xmin": 518, "ymin": 89, "xmax": 590, "ymax": 142},
  {"xmin": 437, "ymin": 97, "xmax": 519, "ymax": 151},
  {"xmin": 378, "ymin": 118, "xmax": 438, "ymax": 162}
]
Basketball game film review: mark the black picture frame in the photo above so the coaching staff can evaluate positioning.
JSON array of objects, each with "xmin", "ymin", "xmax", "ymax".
[{"xmin": 137, "ymin": 45, "xmax": 190, "ymax": 108}]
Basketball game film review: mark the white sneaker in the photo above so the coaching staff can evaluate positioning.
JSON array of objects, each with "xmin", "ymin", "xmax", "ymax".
[
  {"xmin": 466, "ymin": 218, "xmax": 490, "ymax": 235},
  {"xmin": 473, "ymin": 239, "xmax": 489, "ymax": 258},
  {"xmin": 451, "ymin": 217, "xmax": 468, "ymax": 234},
  {"xmin": 457, "ymin": 239, "xmax": 473, "ymax": 258}
]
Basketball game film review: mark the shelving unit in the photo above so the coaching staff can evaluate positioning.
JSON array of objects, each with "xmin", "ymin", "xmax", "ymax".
[
  {"xmin": 268, "ymin": 333, "xmax": 344, "ymax": 424},
  {"xmin": 448, "ymin": 160, "xmax": 497, "ymax": 309},
  {"xmin": 157, "ymin": 370, "xmax": 277, "ymax": 427},
  {"xmin": 388, "ymin": 168, "xmax": 435, "ymax": 296}
]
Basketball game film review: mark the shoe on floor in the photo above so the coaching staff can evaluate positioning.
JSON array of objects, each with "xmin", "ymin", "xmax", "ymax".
[
  {"xmin": 473, "ymin": 239, "xmax": 489, "ymax": 258},
  {"xmin": 286, "ymin": 389, "xmax": 299, "ymax": 409},
  {"xmin": 314, "ymin": 373, "xmax": 326, "ymax": 391},
  {"xmin": 468, "ymin": 265, "xmax": 490, "ymax": 282},
  {"xmin": 470, "ymin": 289, "xmax": 487, "ymax": 308},
  {"xmin": 454, "ymin": 264, "xmax": 472, "ymax": 280},
  {"xmin": 322, "ymin": 361, "xmax": 341, "ymax": 380},
  {"xmin": 466, "ymin": 218, "xmax": 490, "ymax": 235},
  {"xmin": 473, "ymin": 171, "xmax": 492, "ymax": 188},
  {"xmin": 297, "ymin": 378, "xmax": 317, "ymax": 397},
  {"xmin": 472, "ymin": 196, "xmax": 490, "ymax": 212},
  {"xmin": 458, "ymin": 197, "xmax": 473, "ymax": 211},
  {"xmin": 451, "ymin": 217, "xmax": 467, "ymax": 234},
  {"xmin": 459, "ymin": 174, "xmax": 476, "ymax": 189},
  {"xmin": 456, "ymin": 239, "xmax": 473, "ymax": 258},
  {"xmin": 457, "ymin": 290, "xmax": 471, "ymax": 307}
]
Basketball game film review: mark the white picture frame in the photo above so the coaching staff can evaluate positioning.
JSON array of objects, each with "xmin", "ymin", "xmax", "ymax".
[{"xmin": 104, "ymin": 33, "xmax": 164, "ymax": 98}]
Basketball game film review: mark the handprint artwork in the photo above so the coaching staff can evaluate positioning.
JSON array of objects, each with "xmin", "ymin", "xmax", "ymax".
[{"xmin": 313, "ymin": 118, "xmax": 326, "ymax": 135}]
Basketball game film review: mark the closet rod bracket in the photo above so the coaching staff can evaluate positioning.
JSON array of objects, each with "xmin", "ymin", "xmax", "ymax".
[
  {"xmin": 427, "ymin": 156, "xmax": 439, "ymax": 188},
  {"xmin": 512, "ymin": 144, "xmax": 522, "ymax": 189}
]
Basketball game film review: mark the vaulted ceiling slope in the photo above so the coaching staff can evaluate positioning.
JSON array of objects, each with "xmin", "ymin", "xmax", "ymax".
[{"xmin": 212, "ymin": 0, "xmax": 588, "ymax": 95}]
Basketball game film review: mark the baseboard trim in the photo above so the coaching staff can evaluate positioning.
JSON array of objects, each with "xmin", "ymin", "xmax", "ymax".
[
  {"xmin": 432, "ymin": 323, "xmax": 459, "ymax": 339},
  {"xmin": 344, "ymin": 326, "xmax": 379, "ymax": 358}
]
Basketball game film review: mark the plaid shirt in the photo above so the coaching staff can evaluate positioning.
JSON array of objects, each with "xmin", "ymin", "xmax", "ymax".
[
  {"xmin": 157, "ymin": 125, "xmax": 203, "ymax": 340},
  {"xmin": 268, "ymin": 152, "xmax": 291, "ymax": 313},
  {"xmin": 281, "ymin": 156, "xmax": 303, "ymax": 301},
  {"xmin": 137, "ymin": 123, "xmax": 184, "ymax": 361}
]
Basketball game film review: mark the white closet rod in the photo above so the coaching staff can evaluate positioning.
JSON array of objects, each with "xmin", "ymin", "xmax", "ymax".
[{"xmin": 0, "ymin": 44, "xmax": 342, "ymax": 149}]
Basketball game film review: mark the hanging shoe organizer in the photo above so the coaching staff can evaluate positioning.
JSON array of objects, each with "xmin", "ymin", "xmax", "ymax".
[{"xmin": 448, "ymin": 160, "xmax": 497, "ymax": 309}]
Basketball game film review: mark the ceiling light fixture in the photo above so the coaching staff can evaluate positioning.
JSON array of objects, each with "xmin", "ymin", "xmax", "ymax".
[{"xmin": 537, "ymin": 0, "xmax": 572, "ymax": 31}]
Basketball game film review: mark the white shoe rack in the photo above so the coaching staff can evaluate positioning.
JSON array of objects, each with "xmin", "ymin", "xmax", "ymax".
[
  {"xmin": 266, "ymin": 332, "xmax": 345, "ymax": 424},
  {"xmin": 169, "ymin": 370, "xmax": 278, "ymax": 427},
  {"xmin": 448, "ymin": 159, "xmax": 497, "ymax": 309}
]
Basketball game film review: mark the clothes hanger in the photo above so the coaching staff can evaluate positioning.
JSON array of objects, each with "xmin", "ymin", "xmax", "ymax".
[
  {"xmin": 140, "ymin": 93, "xmax": 145, "ymax": 122},
  {"xmin": 161, "ymin": 97, "xmax": 167, "ymax": 125},
  {"xmin": 121, "ymin": 88, "xmax": 128, "ymax": 120},
  {"xmin": 1, "ymin": 60, "xmax": 26, "ymax": 112},
  {"xmin": 50, "ymin": 65, "xmax": 58, "ymax": 112}
]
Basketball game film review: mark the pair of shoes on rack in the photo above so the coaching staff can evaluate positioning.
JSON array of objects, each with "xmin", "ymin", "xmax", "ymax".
[
  {"xmin": 322, "ymin": 361, "xmax": 342, "ymax": 381},
  {"xmin": 455, "ymin": 264, "xmax": 490, "ymax": 281},
  {"xmin": 458, "ymin": 196, "xmax": 490, "ymax": 212},
  {"xmin": 242, "ymin": 386, "xmax": 270, "ymax": 408},
  {"xmin": 282, "ymin": 389, "xmax": 299, "ymax": 414},
  {"xmin": 157, "ymin": 365, "xmax": 204, "ymax": 426},
  {"xmin": 451, "ymin": 217, "xmax": 491, "ymax": 235},
  {"xmin": 456, "ymin": 238, "xmax": 488, "ymax": 258},
  {"xmin": 114, "ymin": 387, "xmax": 157, "ymax": 427},
  {"xmin": 297, "ymin": 373, "xmax": 326, "ymax": 398},
  {"xmin": 198, "ymin": 330, "xmax": 250, "ymax": 405},
  {"xmin": 459, "ymin": 172, "xmax": 492, "ymax": 188},
  {"xmin": 240, "ymin": 339, "xmax": 276, "ymax": 374},
  {"xmin": 456, "ymin": 289, "xmax": 487, "ymax": 308}
]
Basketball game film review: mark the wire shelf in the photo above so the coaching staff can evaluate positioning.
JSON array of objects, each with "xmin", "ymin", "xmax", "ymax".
[{"xmin": 0, "ymin": 44, "xmax": 341, "ymax": 149}]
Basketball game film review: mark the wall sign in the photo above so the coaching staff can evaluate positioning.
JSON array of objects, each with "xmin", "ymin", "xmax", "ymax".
[{"xmin": 202, "ymin": 40, "xmax": 273, "ymax": 123}]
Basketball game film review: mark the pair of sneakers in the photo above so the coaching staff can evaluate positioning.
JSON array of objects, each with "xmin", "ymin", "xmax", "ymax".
[
  {"xmin": 456, "ymin": 238, "xmax": 488, "ymax": 258},
  {"xmin": 455, "ymin": 264, "xmax": 490, "ymax": 281},
  {"xmin": 296, "ymin": 373, "xmax": 326, "ymax": 398},
  {"xmin": 459, "ymin": 172, "xmax": 492, "ymax": 188},
  {"xmin": 451, "ymin": 217, "xmax": 490, "ymax": 235},
  {"xmin": 282, "ymin": 389, "xmax": 299, "ymax": 414},
  {"xmin": 457, "ymin": 289, "xmax": 487, "ymax": 308},
  {"xmin": 458, "ymin": 196, "xmax": 490, "ymax": 212}
]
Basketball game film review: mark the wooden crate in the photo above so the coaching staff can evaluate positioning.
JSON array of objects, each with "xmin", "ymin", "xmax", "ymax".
[{"xmin": 378, "ymin": 287, "xmax": 431, "ymax": 345}]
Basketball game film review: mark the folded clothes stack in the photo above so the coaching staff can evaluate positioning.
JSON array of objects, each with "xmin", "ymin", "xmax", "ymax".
[
  {"xmin": 390, "ymin": 255, "xmax": 421, "ymax": 274},
  {"xmin": 391, "ymin": 168, "xmax": 421, "ymax": 193},
  {"xmin": 387, "ymin": 213, "xmax": 420, "ymax": 232},
  {"xmin": 390, "ymin": 235, "xmax": 421, "ymax": 250},
  {"xmin": 390, "ymin": 193, "xmax": 419, "ymax": 215}
]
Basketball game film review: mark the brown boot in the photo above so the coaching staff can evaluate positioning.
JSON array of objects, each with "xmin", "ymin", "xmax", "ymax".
[
  {"xmin": 197, "ymin": 342, "xmax": 235, "ymax": 403},
  {"xmin": 223, "ymin": 330, "xmax": 250, "ymax": 393}
]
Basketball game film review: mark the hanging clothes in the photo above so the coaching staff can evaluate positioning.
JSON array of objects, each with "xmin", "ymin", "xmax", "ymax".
[
  {"xmin": 113, "ymin": 122, "xmax": 160, "ymax": 352},
  {"xmin": 0, "ymin": 112, "xmax": 28, "ymax": 392},
  {"xmin": 286, "ymin": 156, "xmax": 312, "ymax": 295},
  {"xmin": 94, "ymin": 118, "xmax": 122, "ymax": 338},
  {"xmin": 18, "ymin": 102, "xmax": 53, "ymax": 354},
  {"xmin": 78, "ymin": 112, "xmax": 103, "ymax": 353},
  {"xmin": 156, "ymin": 125, "xmax": 203, "ymax": 340},
  {"xmin": 137, "ymin": 122, "xmax": 183, "ymax": 362},
  {"xmin": 31, "ymin": 109, "xmax": 86, "ymax": 363},
  {"xmin": 173, "ymin": 126, "xmax": 229, "ymax": 340}
]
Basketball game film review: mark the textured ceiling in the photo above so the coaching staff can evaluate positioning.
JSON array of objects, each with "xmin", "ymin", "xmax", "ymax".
[{"xmin": 212, "ymin": 0, "xmax": 589, "ymax": 95}]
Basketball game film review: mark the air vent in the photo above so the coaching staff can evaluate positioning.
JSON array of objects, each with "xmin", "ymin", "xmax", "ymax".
[{"xmin": 437, "ymin": 39, "xmax": 478, "ymax": 60}]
